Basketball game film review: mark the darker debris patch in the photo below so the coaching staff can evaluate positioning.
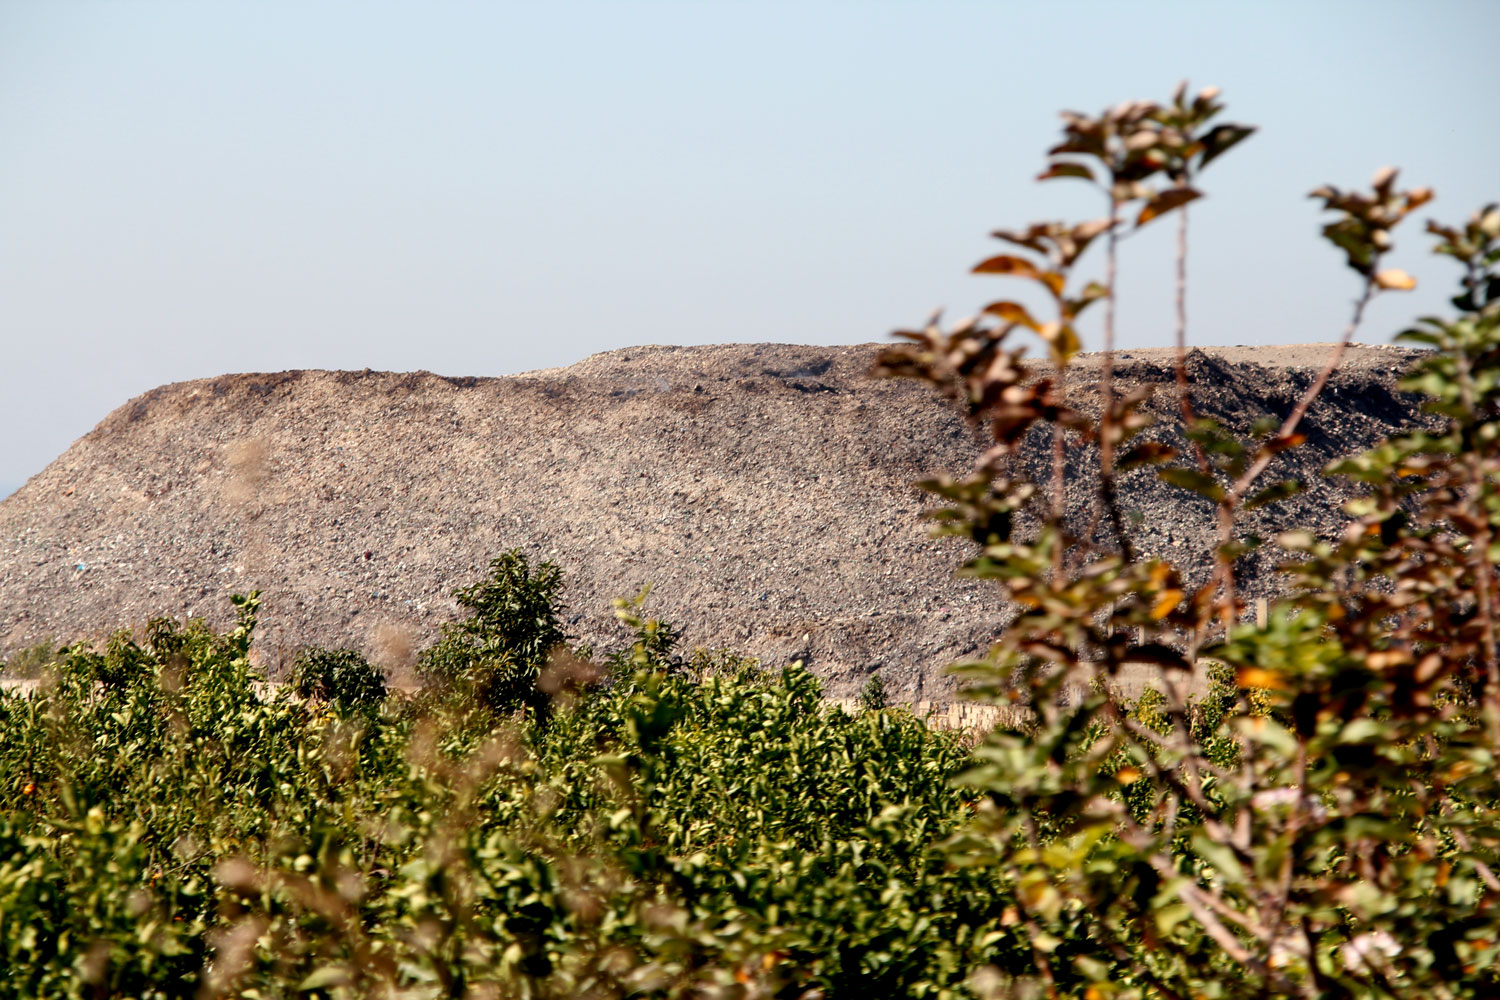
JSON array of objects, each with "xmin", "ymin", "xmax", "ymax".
[
  {"xmin": 387, "ymin": 370, "xmax": 495, "ymax": 392},
  {"xmin": 201, "ymin": 371, "xmax": 309, "ymax": 401},
  {"xmin": 433, "ymin": 374, "xmax": 488, "ymax": 389},
  {"xmin": 764, "ymin": 358, "xmax": 835, "ymax": 380},
  {"xmin": 125, "ymin": 393, "xmax": 161, "ymax": 425}
]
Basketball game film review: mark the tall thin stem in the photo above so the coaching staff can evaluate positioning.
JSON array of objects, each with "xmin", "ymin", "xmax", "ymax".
[
  {"xmin": 1214, "ymin": 273, "xmax": 1378, "ymax": 632},
  {"xmin": 1102, "ymin": 211, "xmax": 1118, "ymax": 398},
  {"xmin": 1173, "ymin": 206, "xmax": 1211, "ymax": 474},
  {"xmin": 1099, "ymin": 203, "xmax": 1134, "ymax": 562},
  {"xmin": 1173, "ymin": 203, "xmax": 1216, "ymax": 660},
  {"xmin": 1229, "ymin": 277, "xmax": 1375, "ymax": 503},
  {"xmin": 1173, "ymin": 206, "xmax": 1192, "ymax": 416},
  {"xmin": 1052, "ymin": 423, "xmax": 1066, "ymax": 576}
]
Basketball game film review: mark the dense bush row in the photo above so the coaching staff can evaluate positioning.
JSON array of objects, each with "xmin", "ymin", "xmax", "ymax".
[{"xmin": 0, "ymin": 571, "xmax": 1022, "ymax": 998}]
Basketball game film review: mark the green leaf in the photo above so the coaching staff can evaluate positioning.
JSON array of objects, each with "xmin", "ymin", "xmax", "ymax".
[
  {"xmin": 1250, "ymin": 415, "xmax": 1280, "ymax": 436},
  {"xmin": 1234, "ymin": 715, "xmax": 1298, "ymax": 757},
  {"xmin": 1074, "ymin": 955, "xmax": 1111, "ymax": 980},
  {"xmin": 1154, "ymin": 900, "xmax": 1192, "ymax": 936},
  {"xmin": 299, "ymin": 967, "xmax": 350, "ymax": 991},
  {"xmin": 1031, "ymin": 930, "xmax": 1063, "ymax": 953},
  {"xmin": 1158, "ymin": 467, "xmax": 1226, "ymax": 502},
  {"xmin": 1190, "ymin": 833, "xmax": 1246, "ymax": 885},
  {"xmin": 1339, "ymin": 719, "xmax": 1390, "ymax": 744},
  {"xmin": 1244, "ymin": 479, "xmax": 1303, "ymax": 511},
  {"xmin": 1066, "ymin": 281, "xmax": 1111, "ymax": 319},
  {"xmin": 1039, "ymin": 322, "xmax": 1081, "ymax": 364}
]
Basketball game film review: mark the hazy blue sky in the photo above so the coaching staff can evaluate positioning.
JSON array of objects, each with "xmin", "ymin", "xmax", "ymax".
[{"xmin": 3, "ymin": 0, "xmax": 1497, "ymax": 495}]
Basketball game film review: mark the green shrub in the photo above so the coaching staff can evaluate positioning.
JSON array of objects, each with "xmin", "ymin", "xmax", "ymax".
[
  {"xmin": 683, "ymin": 644, "xmax": 760, "ymax": 681},
  {"xmin": 417, "ymin": 549, "xmax": 567, "ymax": 714},
  {"xmin": 289, "ymin": 646, "xmax": 387, "ymax": 714}
]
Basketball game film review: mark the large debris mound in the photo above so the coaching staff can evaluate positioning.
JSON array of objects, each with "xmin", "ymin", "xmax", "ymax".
[{"xmin": 0, "ymin": 342, "xmax": 1421, "ymax": 701}]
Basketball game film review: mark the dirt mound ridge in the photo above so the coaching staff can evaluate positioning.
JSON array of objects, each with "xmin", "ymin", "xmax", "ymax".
[{"xmin": 0, "ymin": 342, "xmax": 1422, "ymax": 701}]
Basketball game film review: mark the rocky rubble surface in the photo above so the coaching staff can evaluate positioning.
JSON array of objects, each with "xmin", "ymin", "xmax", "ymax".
[{"xmin": 0, "ymin": 342, "xmax": 1423, "ymax": 701}]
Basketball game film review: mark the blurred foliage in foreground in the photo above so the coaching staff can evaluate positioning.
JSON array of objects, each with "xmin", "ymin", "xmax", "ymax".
[{"xmin": 871, "ymin": 83, "xmax": 1500, "ymax": 998}]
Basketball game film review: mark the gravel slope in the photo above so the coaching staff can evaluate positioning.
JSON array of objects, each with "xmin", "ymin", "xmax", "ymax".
[{"xmin": 0, "ymin": 342, "xmax": 1423, "ymax": 701}]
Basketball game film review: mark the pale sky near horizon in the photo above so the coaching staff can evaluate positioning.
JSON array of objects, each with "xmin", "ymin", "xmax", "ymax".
[{"xmin": 3, "ymin": 0, "xmax": 1497, "ymax": 497}]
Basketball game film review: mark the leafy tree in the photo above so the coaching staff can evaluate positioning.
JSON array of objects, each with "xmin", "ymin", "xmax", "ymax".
[{"xmin": 417, "ymin": 549, "xmax": 567, "ymax": 714}]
